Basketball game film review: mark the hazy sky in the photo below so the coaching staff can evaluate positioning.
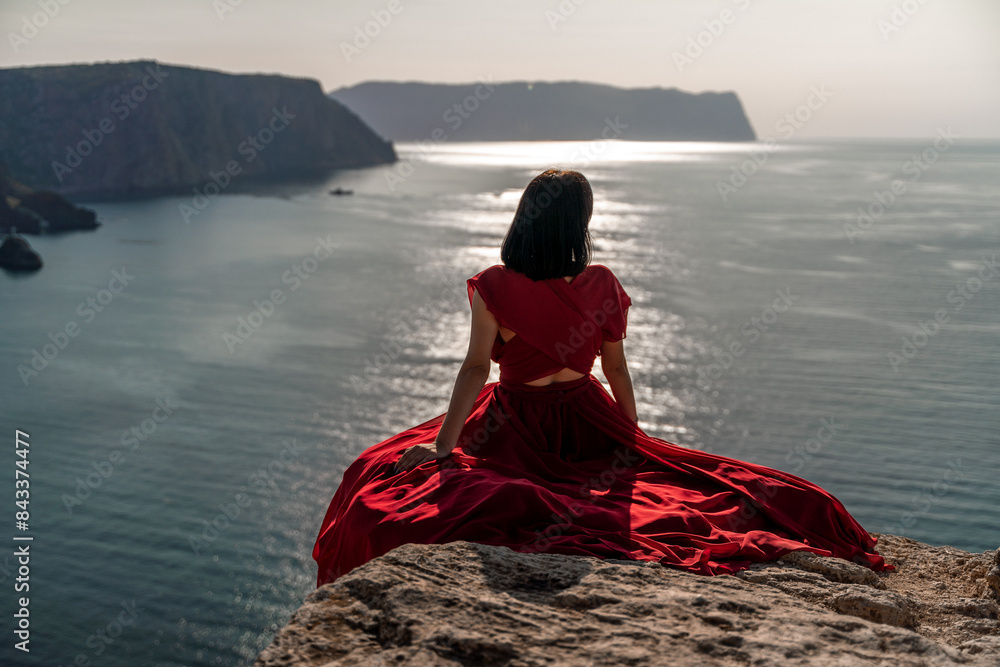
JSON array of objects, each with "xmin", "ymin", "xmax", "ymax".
[{"xmin": 2, "ymin": 0, "xmax": 998, "ymax": 138}]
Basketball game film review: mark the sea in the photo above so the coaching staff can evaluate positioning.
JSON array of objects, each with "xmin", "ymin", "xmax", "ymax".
[{"xmin": 1, "ymin": 138, "xmax": 998, "ymax": 665}]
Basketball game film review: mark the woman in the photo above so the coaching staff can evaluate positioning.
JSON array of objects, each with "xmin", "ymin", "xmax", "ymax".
[{"xmin": 313, "ymin": 169, "xmax": 889, "ymax": 586}]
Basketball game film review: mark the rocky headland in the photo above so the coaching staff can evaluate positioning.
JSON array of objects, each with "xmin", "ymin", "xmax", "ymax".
[
  {"xmin": 256, "ymin": 535, "xmax": 999, "ymax": 665},
  {"xmin": 330, "ymin": 81, "xmax": 756, "ymax": 142},
  {"xmin": 1, "ymin": 178, "xmax": 98, "ymax": 235},
  {"xmin": 0, "ymin": 234, "xmax": 42, "ymax": 271},
  {"xmin": 0, "ymin": 60, "xmax": 396, "ymax": 200}
]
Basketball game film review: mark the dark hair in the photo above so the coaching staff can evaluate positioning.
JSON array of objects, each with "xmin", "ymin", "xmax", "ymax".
[{"xmin": 500, "ymin": 169, "xmax": 593, "ymax": 281}]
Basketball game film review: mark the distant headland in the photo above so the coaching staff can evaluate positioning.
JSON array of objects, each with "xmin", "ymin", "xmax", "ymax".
[
  {"xmin": 0, "ymin": 60, "xmax": 397, "ymax": 201},
  {"xmin": 1, "ymin": 159, "xmax": 99, "ymax": 237},
  {"xmin": 329, "ymin": 80, "xmax": 757, "ymax": 142}
]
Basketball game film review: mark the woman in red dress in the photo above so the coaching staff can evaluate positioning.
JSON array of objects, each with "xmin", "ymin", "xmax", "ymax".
[{"xmin": 313, "ymin": 169, "xmax": 889, "ymax": 586}]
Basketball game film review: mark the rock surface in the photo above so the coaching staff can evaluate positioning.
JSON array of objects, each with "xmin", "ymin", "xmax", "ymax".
[
  {"xmin": 14, "ymin": 190, "xmax": 99, "ymax": 232},
  {"xmin": 0, "ymin": 61, "xmax": 396, "ymax": 199},
  {"xmin": 0, "ymin": 196, "xmax": 42, "ymax": 235},
  {"xmin": 256, "ymin": 535, "xmax": 999, "ymax": 666},
  {"xmin": 330, "ymin": 81, "xmax": 756, "ymax": 142},
  {"xmin": 0, "ymin": 162, "xmax": 99, "ymax": 235},
  {"xmin": 0, "ymin": 234, "xmax": 42, "ymax": 271}
]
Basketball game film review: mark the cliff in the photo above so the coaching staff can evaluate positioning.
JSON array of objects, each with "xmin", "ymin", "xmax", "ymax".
[
  {"xmin": 256, "ymin": 535, "xmax": 999, "ymax": 665},
  {"xmin": 0, "ymin": 160, "xmax": 98, "ymax": 235},
  {"xmin": 329, "ymin": 81, "xmax": 756, "ymax": 142},
  {"xmin": 0, "ymin": 234, "xmax": 42, "ymax": 271},
  {"xmin": 0, "ymin": 61, "xmax": 396, "ymax": 199}
]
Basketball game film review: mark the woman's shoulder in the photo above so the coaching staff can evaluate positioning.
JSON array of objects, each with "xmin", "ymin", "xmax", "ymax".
[
  {"xmin": 470, "ymin": 264, "xmax": 509, "ymax": 282},
  {"xmin": 470, "ymin": 264, "xmax": 535, "ymax": 284},
  {"xmin": 468, "ymin": 265, "xmax": 528, "ymax": 297},
  {"xmin": 581, "ymin": 264, "xmax": 631, "ymax": 305},
  {"xmin": 582, "ymin": 264, "xmax": 624, "ymax": 287},
  {"xmin": 472, "ymin": 264, "xmax": 621, "ymax": 289}
]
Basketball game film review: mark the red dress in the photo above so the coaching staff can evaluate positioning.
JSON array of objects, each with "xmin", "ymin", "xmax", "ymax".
[{"xmin": 313, "ymin": 264, "xmax": 889, "ymax": 585}]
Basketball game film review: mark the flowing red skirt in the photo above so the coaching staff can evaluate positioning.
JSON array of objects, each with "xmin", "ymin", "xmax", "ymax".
[{"xmin": 313, "ymin": 375, "xmax": 889, "ymax": 586}]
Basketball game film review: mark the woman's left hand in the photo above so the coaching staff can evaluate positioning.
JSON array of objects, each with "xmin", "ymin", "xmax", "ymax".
[{"xmin": 394, "ymin": 443, "xmax": 441, "ymax": 473}]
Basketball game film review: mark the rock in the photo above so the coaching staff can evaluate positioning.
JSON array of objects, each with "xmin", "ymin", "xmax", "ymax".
[
  {"xmin": 958, "ymin": 634, "xmax": 1000, "ymax": 656},
  {"xmin": 0, "ymin": 197, "xmax": 42, "ymax": 235},
  {"xmin": 777, "ymin": 549, "xmax": 888, "ymax": 588},
  {"xmin": 330, "ymin": 81, "xmax": 757, "ymax": 142},
  {"xmin": 828, "ymin": 587, "xmax": 918, "ymax": 628},
  {"xmin": 17, "ymin": 190, "xmax": 99, "ymax": 232},
  {"xmin": 737, "ymin": 553, "xmax": 920, "ymax": 628},
  {"xmin": 986, "ymin": 549, "xmax": 1000, "ymax": 600},
  {"xmin": 0, "ymin": 61, "xmax": 396, "ymax": 199},
  {"xmin": 0, "ymin": 165, "xmax": 41, "ymax": 234},
  {"xmin": 255, "ymin": 536, "xmax": 1000, "ymax": 666},
  {"xmin": 0, "ymin": 234, "xmax": 42, "ymax": 271},
  {"xmin": 0, "ymin": 159, "xmax": 93, "ymax": 234}
]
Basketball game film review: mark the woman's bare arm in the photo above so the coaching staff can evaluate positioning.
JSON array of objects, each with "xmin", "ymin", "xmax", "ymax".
[
  {"xmin": 600, "ymin": 339, "xmax": 638, "ymax": 423},
  {"xmin": 395, "ymin": 289, "xmax": 498, "ymax": 472},
  {"xmin": 432, "ymin": 289, "xmax": 497, "ymax": 453}
]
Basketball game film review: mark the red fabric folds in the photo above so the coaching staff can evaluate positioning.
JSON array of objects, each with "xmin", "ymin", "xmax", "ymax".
[
  {"xmin": 466, "ymin": 264, "xmax": 632, "ymax": 383},
  {"xmin": 313, "ymin": 265, "xmax": 889, "ymax": 586}
]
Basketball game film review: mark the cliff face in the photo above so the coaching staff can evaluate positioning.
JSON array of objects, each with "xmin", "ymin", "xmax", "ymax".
[
  {"xmin": 329, "ymin": 81, "xmax": 756, "ymax": 142},
  {"xmin": 256, "ymin": 536, "xmax": 1000, "ymax": 666},
  {"xmin": 0, "ymin": 159, "xmax": 98, "ymax": 234},
  {"xmin": 0, "ymin": 61, "xmax": 396, "ymax": 199}
]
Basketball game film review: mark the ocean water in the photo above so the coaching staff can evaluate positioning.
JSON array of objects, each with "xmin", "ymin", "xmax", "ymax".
[{"xmin": 1, "ymin": 139, "xmax": 998, "ymax": 665}]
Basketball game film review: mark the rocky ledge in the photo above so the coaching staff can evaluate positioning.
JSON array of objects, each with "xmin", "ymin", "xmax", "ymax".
[{"xmin": 256, "ymin": 535, "xmax": 999, "ymax": 666}]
